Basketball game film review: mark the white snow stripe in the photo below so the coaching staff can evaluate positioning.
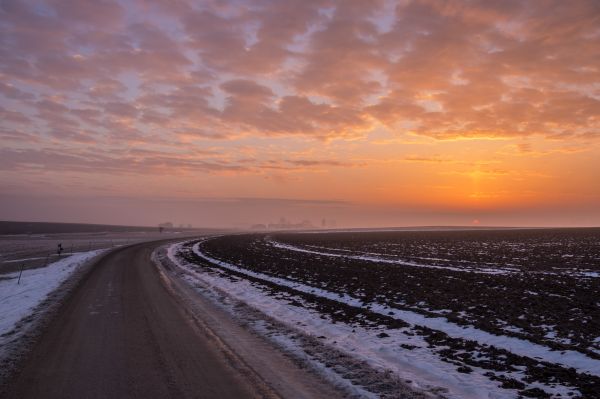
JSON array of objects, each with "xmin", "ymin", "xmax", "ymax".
[
  {"xmin": 191, "ymin": 240, "xmax": 600, "ymax": 377},
  {"xmin": 267, "ymin": 239, "xmax": 513, "ymax": 275}
]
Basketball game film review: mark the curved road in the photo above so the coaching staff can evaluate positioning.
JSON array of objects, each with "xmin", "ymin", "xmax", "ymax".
[{"xmin": 5, "ymin": 240, "xmax": 266, "ymax": 398}]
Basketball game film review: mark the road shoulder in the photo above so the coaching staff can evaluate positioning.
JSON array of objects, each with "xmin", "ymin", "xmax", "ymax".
[{"xmin": 153, "ymin": 243, "xmax": 349, "ymax": 399}]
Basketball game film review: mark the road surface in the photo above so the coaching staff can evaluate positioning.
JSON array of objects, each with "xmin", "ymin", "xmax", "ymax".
[{"xmin": 4, "ymin": 240, "xmax": 275, "ymax": 398}]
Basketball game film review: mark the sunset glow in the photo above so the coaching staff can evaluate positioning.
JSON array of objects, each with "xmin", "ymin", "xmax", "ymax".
[{"xmin": 1, "ymin": 0, "xmax": 599, "ymax": 227}]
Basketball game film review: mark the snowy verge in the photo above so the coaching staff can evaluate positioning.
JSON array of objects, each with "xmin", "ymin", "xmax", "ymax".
[
  {"xmin": 169, "ymin": 241, "xmax": 524, "ymax": 398},
  {"xmin": 169, "ymin": 238, "xmax": 600, "ymax": 398},
  {"xmin": 165, "ymin": 241, "xmax": 444, "ymax": 399},
  {"xmin": 0, "ymin": 250, "xmax": 105, "ymax": 338},
  {"xmin": 0, "ymin": 249, "xmax": 106, "ymax": 384}
]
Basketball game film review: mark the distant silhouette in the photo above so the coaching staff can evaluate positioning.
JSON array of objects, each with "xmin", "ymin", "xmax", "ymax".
[{"xmin": 57, "ymin": 243, "xmax": 64, "ymax": 255}]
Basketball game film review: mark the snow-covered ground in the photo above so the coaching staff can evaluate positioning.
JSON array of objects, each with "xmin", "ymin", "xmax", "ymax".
[
  {"xmin": 0, "ymin": 250, "xmax": 105, "ymax": 348},
  {"xmin": 167, "ymin": 240, "xmax": 593, "ymax": 398}
]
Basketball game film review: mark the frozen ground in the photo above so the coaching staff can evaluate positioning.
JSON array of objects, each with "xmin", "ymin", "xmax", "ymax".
[
  {"xmin": 168, "ymin": 232, "xmax": 600, "ymax": 399},
  {"xmin": 190, "ymin": 241, "xmax": 600, "ymax": 376},
  {"xmin": 202, "ymin": 231, "xmax": 600, "ymax": 361},
  {"xmin": 165, "ymin": 242, "xmax": 441, "ymax": 399}
]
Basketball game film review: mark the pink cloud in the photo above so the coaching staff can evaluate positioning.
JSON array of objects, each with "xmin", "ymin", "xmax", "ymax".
[{"xmin": 1, "ymin": 0, "xmax": 599, "ymax": 181}]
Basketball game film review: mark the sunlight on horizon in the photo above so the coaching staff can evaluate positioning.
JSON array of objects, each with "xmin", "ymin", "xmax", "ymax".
[{"xmin": 1, "ymin": 0, "xmax": 599, "ymax": 228}]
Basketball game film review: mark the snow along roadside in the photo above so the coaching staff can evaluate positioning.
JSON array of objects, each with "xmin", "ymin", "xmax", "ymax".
[
  {"xmin": 170, "ymin": 241, "xmax": 526, "ymax": 398},
  {"xmin": 167, "ymin": 242, "xmax": 451, "ymax": 398},
  {"xmin": 155, "ymin": 245, "xmax": 385, "ymax": 399},
  {"xmin": 0, "ymin": 249, "xmax": 106, "ymax": 382},
  {"xmin": 191, "ymin": 240, "xmax": 600, "ymax": 377}
]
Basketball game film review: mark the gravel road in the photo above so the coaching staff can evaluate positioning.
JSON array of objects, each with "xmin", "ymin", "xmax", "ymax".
[{"xmin": 3, "ymin": 240, "xmax": 302, "ymax": 398}]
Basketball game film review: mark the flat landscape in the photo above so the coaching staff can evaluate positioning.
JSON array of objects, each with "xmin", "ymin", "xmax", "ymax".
[
  {"xmin": 3, "ymin": 0, "xmax": 600, "ymax": 397},
  {"xmin": 3, "ymin": 225, "xmax": 600, "ymax": 398},
  {"xmin": 169, "ymin": 228, "xmax": 600, "ymax": 398},
  {"xmin": 0, "ymin": 224, "xmax": 347, "ymax": 399}
]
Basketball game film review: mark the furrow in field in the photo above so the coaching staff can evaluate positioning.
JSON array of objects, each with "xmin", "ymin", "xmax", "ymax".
[
  {"xmin": 192, "ymin": 240, "xmax": 600, "ymax": 377},
  {"xmin": 268, "ymin": 238, "xmax": 600, "ymax": 279},
  {"xmin": 267, "ymin": 239, "xmax": 515, "ymax": 275}
]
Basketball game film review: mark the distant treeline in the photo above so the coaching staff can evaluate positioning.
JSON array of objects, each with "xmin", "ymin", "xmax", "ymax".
[{"xmin": 0, "ymin": 221, "xmax": 157, "ymax": 235}]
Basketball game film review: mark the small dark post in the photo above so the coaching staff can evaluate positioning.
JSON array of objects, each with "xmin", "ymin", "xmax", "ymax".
[{"xmin": 17, "ymin": 264, "xmax": 24, "ymax": 284}]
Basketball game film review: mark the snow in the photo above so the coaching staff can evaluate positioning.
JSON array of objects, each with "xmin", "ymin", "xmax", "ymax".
[
  {"xmin": 188, "ymin": 240, "xmax": 600, "ymax": 377},
  {"xmin": 267, "ymin": 239, "xmax": 513, "ymax": 275},
  {"xmin": 250, "ymin": 320, "xmax": 380, "ymax": 399},
  {"xmin": 581, "ymin": 271, "xmax": 600, "ymax": 278},
  {"xmin": 167, "ymin": 240, "xmax": 594, "ymax": 398},
  {"xmin": 0, "ymin": 250, "xmax": 105, "ymax": 339},
  {"xmin": 267, "ymin": 239, "xmax": 600, "ymax": 279},
  {"xmin": 167, "ymin": 242, "xmax": 512, "ymax": 399}
]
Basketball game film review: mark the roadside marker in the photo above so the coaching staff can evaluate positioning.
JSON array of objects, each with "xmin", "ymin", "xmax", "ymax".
[{"xmin": 17, "ymin": 263, "xmax": 24, "ymax": 284}]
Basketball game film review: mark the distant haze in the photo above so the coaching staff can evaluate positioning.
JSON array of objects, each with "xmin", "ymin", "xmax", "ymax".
[
  {"xmin": 1, "ymin": 1, "xmax": 599, "ymax": 228},
  {"xmin": 1, "ymin": 194, "xmax": 598, "ymax": 229}
]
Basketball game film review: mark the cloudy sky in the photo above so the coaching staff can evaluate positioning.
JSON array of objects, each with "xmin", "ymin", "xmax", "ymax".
[{"xmin": 1, "ymin": 0, "xmax": 599, "ymax": 228}]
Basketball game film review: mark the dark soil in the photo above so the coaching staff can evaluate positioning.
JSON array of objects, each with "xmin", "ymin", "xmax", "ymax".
[{"xmin": 178, "ymin": 228, "xmax": 600, "ymax": 398}]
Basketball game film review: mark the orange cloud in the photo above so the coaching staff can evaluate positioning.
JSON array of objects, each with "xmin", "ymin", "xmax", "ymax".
[{"xmin": 1, "ymin": 0, "xmax": 599, "ymax": 226}]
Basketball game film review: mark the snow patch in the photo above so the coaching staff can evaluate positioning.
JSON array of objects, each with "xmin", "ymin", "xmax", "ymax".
[{"xmin": 0, "ymin": 250, "xmax": 105, "ymax": 340}]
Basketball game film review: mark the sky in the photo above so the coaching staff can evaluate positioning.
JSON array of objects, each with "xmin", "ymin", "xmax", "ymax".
[{"xmin": 1, "ymin": 0, "xmax": 599, "ymax": 228}]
